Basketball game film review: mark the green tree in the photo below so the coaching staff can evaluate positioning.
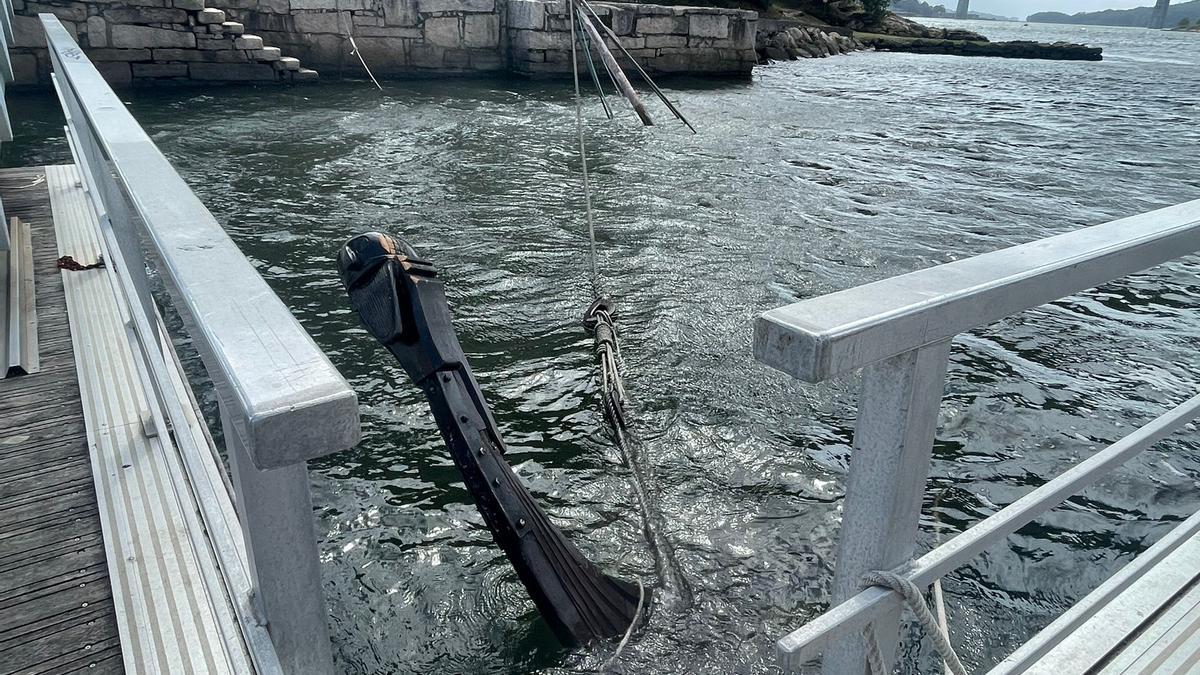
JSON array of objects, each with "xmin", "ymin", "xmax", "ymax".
[
  {"xmin": 1179, "ymin": 17, "xmax": 1192, "ymax": 27},
  {"xmin": 862, "ymin": 0, "xmax": 890, "ymax": 19}
]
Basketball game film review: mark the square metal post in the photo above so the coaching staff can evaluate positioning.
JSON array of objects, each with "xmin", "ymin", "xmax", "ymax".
[
  {"xmin": 823, "ymin": 340, "xmax": 951, "ymax": 675},
  {"xmin": 223, "ymin": 406, "xmax": 335, "ymax": 675}
]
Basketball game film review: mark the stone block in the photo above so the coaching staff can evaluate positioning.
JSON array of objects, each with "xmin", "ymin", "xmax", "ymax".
[
  {"xmin": 105, "ymin": 0, "xmax": 173, "ymax": 6},
  {"xmin": 11, "ymin": 53, "xmax": 39, "ymax": 86},
  {"xmin": 635, "ymin": 15, "xmax": 682, "ymax": 35},
  {"xmin": 617, "ymin": 35, "xmax": 644, "ymax": 49},
  {"xmin": 293, "ymin": 10, "xmax": 342, "ymax": 33},
  {"xmin": 409, "ymin": 43, "xmax": 443, "ymax": 67},
  {"xmin": 88, "ymin": 48, "xmax": 153, "ymax": 61},
  {"xmin": 416, "ymin": 0, "xmax": 492, "ymax": 13},
  {"xmin": 174, "ymin": 0, "xmax": 204, "ymax": 9},
  {"xmin": 645, "ymin": 34, "xmax": 684, "ymax": 48},
  {"xmin": 103, "ymin": 7, "xmax": 187, "ymax": 23},
  {"xmin": 95, "ymin": 61, "xmax": 132, "ymax": 86},
  {"xmin": 171, "ymin": 47, "xmax": 252, "ymax": 61},
  {"xmin": 25, "ymin": 2, "xmax": 85, "ymax": 22},
  {"xmin": 12, "ymin": 14, "xmax": 60, "ymax": 48},
  {"xmin": 629, "ymin": 3, "xmax": 671, "ymax": 15},
  {"xmin": 509, "ymin": 28, "xmax": 565, "ymax": 50},
  {"xmin": 469, "ymin": 48, "xmax": 502, "ymax": 70},
  {"xmin": 293, "ymin": 67, "xmax": 319, "ymax": 81},
  {"xmin": 730, "ymin": 18, "xmax": 753, "ymax": 49},
  {"xmin": 352, "ymin": 13, "xmax": 382, "ymax": 26},
  {"xmin": 197, "ymin": 37, "xmax": 235, "ymax": 49},
  {"xmin": 189, "ymin": 62, "xmax": 279, "ymax": 80},
  {"xmin": 87, "ymin": 16, "xmax": 107, "ymax": 48},
  {"xmin": 292, "ymin": 0, "xmax": 367, "ymax": 9},
  {"xmin": 219, "ymin": 0, "xmax": 288, "ymax": 12},
  {"xmin": 276, "ymin": 55, "xmax": 301, "ymax": 70},
  {"xmin": 111, "ymin": 24, "xmax": 195, "ymax": 49},
  {"xmin": 234, "ymin": 34, "xmax": 263, "ymax": 49},
  {"xmin": 462, "ymin": 13, "xmax": 496, "ymax": 48},
  {"xmin": 296, "ymin": 32, "xmax": 344, "ymax": 64},
  {"xmin": 423, "ymin": 16, "xmax": 459, "ymax": 48},
  {"xmin": 609, "ymin": 6, "xmax": 635, "ymax": 34},
  {"xmin": 688, "ymin": 13, "xmax": 728, "ymax": 39},
  {"xmin": 133, "ymin": 62, "xmax": 188, "ymax": 77},
  {"xmin": 197, "ymin": 8, "xmax": 225, "ymax": 23},
  {"xmin": 523, "ymin": 60, "xmax": 567, "ymax": 73},
  {"xmin": 443, "ymin": 48, "xmax": 469, "ymax": 68},
  {"xmin": 252, "ymin": 46, "xmax": 282, "ymax": 61},
  {"xmin": 506, "ymin": 0, "xmax": 543, "ymax": 30},
  {"xmin": 221, "ymin": 21, "xmax": 245, "ymax": 35},
  {"xmin": 355, "ymin": 25, "xmax": 422, "ymax": 37},
  {"xmin": 381, "ymin": 0, "xmax": 418, "ymax": 26},
  {"xmin": 622, "ymin": 47, "xmax": 655, "ymax": 59},
  {"xmin": 252, "ymin": 13, "xmax": 293, "ymax": 31}
]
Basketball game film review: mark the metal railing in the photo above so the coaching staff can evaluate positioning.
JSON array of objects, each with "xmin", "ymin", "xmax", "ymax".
[
  {"xmin": 0, "ymin": 0, "xmax": 16, "ymax": 371},
  {"xmin": 754, "ymin": 198, "xmax": 1200, "ymax": 673},
  {"xmin": 42, "ymin": 15, "xmax": 360, "ymax": 675}
]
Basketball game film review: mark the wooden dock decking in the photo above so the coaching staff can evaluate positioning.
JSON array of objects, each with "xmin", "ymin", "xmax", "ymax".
[{"xmin": 0, "ymin": 166, "xmax": 123, "ymax": 674}]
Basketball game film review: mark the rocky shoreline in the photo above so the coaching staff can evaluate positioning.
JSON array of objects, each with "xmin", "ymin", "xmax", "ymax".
[
  {"xmin": 753, "ymin": 10, "xmax": 1102, "ymax": 64},
  {"xmin": 858, "ymin": 33, "xmax": 1103, "ymax": 60},
  {"xmin": 757, "ymin": 25, "xmax": 868, "ymax": 61}
]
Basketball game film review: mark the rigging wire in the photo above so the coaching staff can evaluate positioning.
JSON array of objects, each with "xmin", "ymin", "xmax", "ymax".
[
  {"xmin": 567, "ymin": 6, "xmax": 696, "ymax": 665},
  {"xmin": 576, "ymin": 0, "xmax": 696, "ymax": 133},
  {"xmin": 577, "ymin": 13, "xmax": 614, "ymax": 120},
  {"xmin": 568, "ymin": 0, "xmax": 601, "ymax": 293},
  {"xmin": 338, "ymin": 4, "xmax": 383, "ymax": 91}
]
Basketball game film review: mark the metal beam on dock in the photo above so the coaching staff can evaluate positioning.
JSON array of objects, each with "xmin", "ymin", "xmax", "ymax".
[{"xmin": 0, "ymin": 166, "xmax": 123, "ymax": 675}]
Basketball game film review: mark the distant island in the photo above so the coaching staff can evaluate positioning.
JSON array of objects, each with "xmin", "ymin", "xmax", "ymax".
[
  {"xmin": 890, "ymin": 0, "xmax": 1018, "ymax": 20},
  {"xmin": 1028, "ymin": 0, "xmax": 1199, "ymax": 26}
]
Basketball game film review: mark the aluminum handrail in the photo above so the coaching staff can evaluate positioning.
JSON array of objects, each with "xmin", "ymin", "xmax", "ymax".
[
  {"xmin": 42, "ymin": 18, "xmax": 358, "ymax": 469},
  {"xmin": 43, "ymin": 16, "xmax": 358, "ymax": 674},
  {"xmin": 755, "ymin": 199, "xmax": 1200, "ymax": 383},
  {"xmin": 755, "ymin": 201, "xmax": 1200, "ymax": 674},
  {"xmin": 776, "ymin": 393, "xmax": 1200, "ymax": 665}
]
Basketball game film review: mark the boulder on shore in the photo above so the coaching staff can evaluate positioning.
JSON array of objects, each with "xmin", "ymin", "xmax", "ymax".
[{"xmin": 757, "ymin": 24, "xmax": 868, "ymax": 63}]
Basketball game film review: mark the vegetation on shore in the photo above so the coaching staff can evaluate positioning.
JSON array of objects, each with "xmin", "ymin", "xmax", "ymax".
[{"xmin": 1028, "ymin": 0, "xmax": 1199, "ymax": 27}]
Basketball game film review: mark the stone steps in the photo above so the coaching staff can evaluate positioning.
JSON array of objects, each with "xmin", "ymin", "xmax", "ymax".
[
  {"xmin": 195, "ymin": 8, "xmax": 318, "ymax": 83},
  {"xmin": 93, "ymin": 5, "xmax": 319, "ymax": 85}
]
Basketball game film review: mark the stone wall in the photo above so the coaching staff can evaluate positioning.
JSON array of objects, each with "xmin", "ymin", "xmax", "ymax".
[
  {"xmin": 224, "ymin": 0, "xmax": 506, "ymax": 77},
  {"xmin": 11, "ymin": 0, "xmax": 319, "ymax": 86},
  {"xmin": 508, "ymin": 0, "xmax": 756, "ymax": 75},
  {"xmin": 10, "ymin": 0, "xmax": 757, "ymax": 86}
]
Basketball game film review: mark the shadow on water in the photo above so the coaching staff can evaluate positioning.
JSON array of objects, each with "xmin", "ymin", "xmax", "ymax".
[{"xmin": 5, "ymin": 19, "xmax": 1200, "ymax": 673}]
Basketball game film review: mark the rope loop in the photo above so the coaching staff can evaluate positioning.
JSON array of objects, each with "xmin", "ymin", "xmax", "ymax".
[{"xmin": 858, "ymin": 571, "xmax": 968, "ymax": 675}]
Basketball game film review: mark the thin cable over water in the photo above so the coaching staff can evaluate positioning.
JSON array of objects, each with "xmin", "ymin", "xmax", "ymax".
[{"xmin": 569, "ymin": 0, "xmax": 694, "ymax": 626}]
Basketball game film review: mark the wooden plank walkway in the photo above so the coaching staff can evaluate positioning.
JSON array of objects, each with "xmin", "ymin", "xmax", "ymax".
[{"xmin": 0, "ymin": 166, "xmax": 123, "ymax": 674}]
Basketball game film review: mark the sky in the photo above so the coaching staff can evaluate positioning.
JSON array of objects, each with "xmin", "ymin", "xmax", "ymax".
[{"xmin": 966, "ymin": 0, "xmax": 1151, "ymax": 18}]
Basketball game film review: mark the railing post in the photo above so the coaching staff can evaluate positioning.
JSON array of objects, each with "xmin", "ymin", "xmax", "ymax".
[
  {"xmin": 222, "ymin": 405, "xmax": 335, "ymax": 675},
  {"xmin": 823, "ymin": 340, "xmax": 951, "ymax": 675}
]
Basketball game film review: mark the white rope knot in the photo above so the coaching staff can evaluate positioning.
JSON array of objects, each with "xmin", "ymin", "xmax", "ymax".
[{"xmin": 859, "ymin": 571, "xmax": 969, "ymax": 675}]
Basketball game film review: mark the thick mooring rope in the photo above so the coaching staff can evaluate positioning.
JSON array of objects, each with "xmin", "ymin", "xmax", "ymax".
[{"xmin": 859, "ymin": 571, "xmax": 968, "ymax": 675}]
